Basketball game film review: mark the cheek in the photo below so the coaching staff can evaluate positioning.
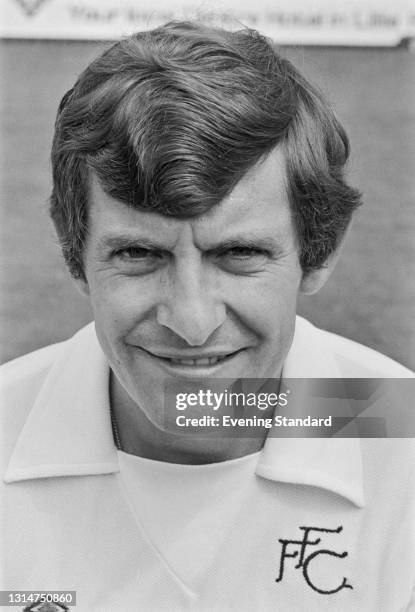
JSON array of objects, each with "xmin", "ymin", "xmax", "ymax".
[
  {"xmin": 226, "ymin": 272, "xmax": 300, "ymax": 335},
  {"xmin": 89, "ymin": 276, "xmax": 154, "ymax": 333}
]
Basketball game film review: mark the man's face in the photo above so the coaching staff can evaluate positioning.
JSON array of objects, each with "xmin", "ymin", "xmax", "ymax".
[{"xmin": 81, "ymin": 148, "xmax": 305, "ymax": 426}]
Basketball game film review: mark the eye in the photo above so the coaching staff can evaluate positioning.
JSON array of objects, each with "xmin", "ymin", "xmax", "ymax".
[
  {"xmin": 111, "ymin": 247, "xmax": 166, "ymax": 274},
  {"xmin": 115, "ymin": 247, "xmax": 161, "ymax": 260},
  {"xmin": 217, "ymin": 246, "xmax": 269, "ymax": 274},
  {"xmin": 225, "ymin": 247, "xmax": 265, "ymax": 258}
]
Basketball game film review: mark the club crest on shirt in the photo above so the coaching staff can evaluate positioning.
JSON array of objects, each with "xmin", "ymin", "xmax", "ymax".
[{"xmin": 276, "ymin": 525, "xmax": 353, "ymax": 595}]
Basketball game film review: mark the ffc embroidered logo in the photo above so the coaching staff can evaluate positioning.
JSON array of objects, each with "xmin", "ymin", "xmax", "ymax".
[
  {"xmin": 13, "ymin": 0, "xmax": 50, "ymax": 17},
  {"xmin": 276, "ymin": 525, "xmax": 353, "ymax": 595}
]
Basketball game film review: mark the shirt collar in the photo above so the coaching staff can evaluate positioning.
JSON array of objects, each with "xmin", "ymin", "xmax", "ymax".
[
  {"xmin": 4, "ymin": 324, "xmax": 119, "ymax": 483},
  {"xmin": 4, "ymin": 318, "xmax": 364, "ymax": 508},
  {"xmin": 257, "ymin": 317, "xmax": 365, "ymax": 508}
]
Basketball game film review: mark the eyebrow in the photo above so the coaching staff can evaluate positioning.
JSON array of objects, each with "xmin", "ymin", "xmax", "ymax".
[
  {"xmin": 98, "ymin": 233, "xmax": 285, "ymax": 256},
  {"xmin": 208, "ymin": 236, "xmax": 284, "ymax": 256},
  {"xmin": 99, "ymin": 235, "xmax": 165, "ymax": 252}
]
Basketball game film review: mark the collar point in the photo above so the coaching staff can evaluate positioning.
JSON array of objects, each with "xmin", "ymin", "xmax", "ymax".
[
  {"xmin": 256, "ymin": 463, "xmax": 365, "ymax": 508},
  {"xmin": 3, "ymin": 461, "xmax": 120, "ymax": 484}
]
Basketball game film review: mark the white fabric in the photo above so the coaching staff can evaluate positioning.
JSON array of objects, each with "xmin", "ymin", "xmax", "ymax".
[
  {"xmin": 1, "ymin": 316, "xmax": 414, "ymax": 611},
  {"xmin": 117, "ymin": 450, "xmax": 260, "ymax": 592}
]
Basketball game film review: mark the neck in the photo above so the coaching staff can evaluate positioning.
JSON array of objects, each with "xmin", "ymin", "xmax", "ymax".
[{"xmin": 109, "ymin": 371, "xmax": 269, "ymax": 464}]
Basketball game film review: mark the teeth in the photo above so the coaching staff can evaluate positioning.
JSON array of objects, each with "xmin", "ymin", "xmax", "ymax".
[{"xmin": 170, "ymin": 355, "xmax": 228, "ymax": 366}]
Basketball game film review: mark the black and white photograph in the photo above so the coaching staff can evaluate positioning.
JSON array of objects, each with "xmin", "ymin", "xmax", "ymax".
[{"xmin": 1, "ymin": 1, "xmax": 414, "ymax": 610}]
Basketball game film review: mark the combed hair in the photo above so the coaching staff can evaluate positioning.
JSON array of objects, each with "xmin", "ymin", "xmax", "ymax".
[{"xmin": 50, "ymin": 21, "xmax": 361, "ymax": 279}]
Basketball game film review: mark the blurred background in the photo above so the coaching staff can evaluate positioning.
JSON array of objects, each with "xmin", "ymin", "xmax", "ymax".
[{"xmin": 0, "ymin": 0, "xmax": 414, "ymax": 368}]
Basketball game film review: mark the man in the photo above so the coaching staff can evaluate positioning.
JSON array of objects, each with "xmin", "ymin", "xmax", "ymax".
[{"xmin": 1, "ymin": 21, "xmax": 414, "ymax": 611}]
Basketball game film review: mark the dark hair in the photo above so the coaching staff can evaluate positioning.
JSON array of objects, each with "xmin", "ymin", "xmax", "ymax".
[{"xmin": 50, "ymin": 21, "xmax": 361, "ymax": 279}]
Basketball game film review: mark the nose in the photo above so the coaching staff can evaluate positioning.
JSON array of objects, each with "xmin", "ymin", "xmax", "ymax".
[{"xmin": 156, "ymin": 258, "xmax": 226, "ymax": 346}]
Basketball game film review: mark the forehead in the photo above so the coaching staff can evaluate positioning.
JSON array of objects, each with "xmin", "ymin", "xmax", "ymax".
[{"xmin": 87, "ymin": 148, "xmax": 294, "ymax": 248}]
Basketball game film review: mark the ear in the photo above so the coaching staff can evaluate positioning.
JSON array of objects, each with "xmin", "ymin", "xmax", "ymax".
[
  {"xmin": 73, "ymin": 276, "xmax": 90, "ymax": 297},
  {"xmin": 299, "ymin": 247, "xmax": 343, "ymax": 295},
  {"xmin": 300, "ymin": 221, "xmax": 352, "ymax": 295}
]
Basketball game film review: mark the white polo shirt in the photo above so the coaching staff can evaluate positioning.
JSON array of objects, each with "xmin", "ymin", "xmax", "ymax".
[{"xmin": 1, "ymin": 317, "xmax": 414, "ymax": 611}]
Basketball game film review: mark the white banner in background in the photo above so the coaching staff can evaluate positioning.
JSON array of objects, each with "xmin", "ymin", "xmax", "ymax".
[{"xmin": 1, "ymin": 0, "xmax": 414, "ymax": 46}]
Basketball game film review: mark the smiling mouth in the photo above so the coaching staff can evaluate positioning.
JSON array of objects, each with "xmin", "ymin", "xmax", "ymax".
[
  {"xmin": 167, "ymin": 354, "xmax": 235, "ymax": 366},
  {"xmin": 142, "ymin": 349, "xmax": 242, "ymax": 367}
]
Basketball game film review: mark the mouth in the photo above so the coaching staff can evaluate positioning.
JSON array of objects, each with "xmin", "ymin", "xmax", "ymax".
[
  {"xmin": 139, "ymin": 348, "xmax": 244, "ymax": 368},
  {"xmin": 162, "ymin": 353, "xmax": 238, "ymax": 367}
]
